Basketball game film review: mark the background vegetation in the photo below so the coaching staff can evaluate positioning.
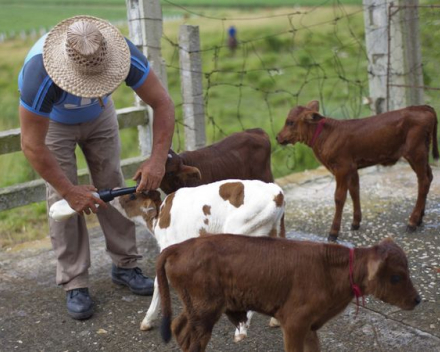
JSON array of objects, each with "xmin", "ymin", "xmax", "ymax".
[{"xmin": 0, "ymin": 0, "xmax": 438, "ymax": 247}]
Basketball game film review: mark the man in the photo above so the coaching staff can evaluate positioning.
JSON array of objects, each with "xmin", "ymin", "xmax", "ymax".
[{"xmin": 18, "ymin": 15, "xmax": 175, "ymax": 320}]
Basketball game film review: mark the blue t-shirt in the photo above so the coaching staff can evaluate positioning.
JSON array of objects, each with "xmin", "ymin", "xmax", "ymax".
[{"xmin": 18, "ymin": 35, "xmax": 150, "ymax": 124}]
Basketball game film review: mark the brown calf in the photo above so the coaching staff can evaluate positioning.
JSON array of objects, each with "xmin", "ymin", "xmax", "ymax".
[
  {"xmin": 276, "ymin": 101, "xmax": 439, "ymax": 241},
  {"xmin": 160, "ymin": 128, "xmax": 274, "ymax": 194},
  {"xmin": 158, "ymin": 235, "xmax": 420, "ymax": 352}
]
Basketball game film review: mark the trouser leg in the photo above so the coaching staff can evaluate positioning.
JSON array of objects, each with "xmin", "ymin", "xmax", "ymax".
[
  {"xmin": 79, "ymin": 99, "xmax": 141, "ymax": 268},
  {"xmin": 46, "ymin": 122, "xmax": 90, "ymax": 291}
]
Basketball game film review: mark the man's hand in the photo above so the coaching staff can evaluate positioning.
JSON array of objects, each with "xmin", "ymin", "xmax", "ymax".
[
  {"xmin": 64, "ymin": 185, "xmax": 107, "ymax": 215},
  {"xmin": 133, "ymin": 158, "xmax": 165, "ymax": 192}
]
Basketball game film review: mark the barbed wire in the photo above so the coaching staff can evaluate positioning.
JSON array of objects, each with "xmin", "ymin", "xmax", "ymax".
[
  {"xmin": 160, "ymin": 1, "xmax": 439, "ymax": 176},
  {"xmin": 160, "ymin": 2, "xmax": 372, "ymax": 174}
]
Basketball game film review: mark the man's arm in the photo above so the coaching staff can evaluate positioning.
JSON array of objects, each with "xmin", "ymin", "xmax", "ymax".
[
  {"xmin": 133, "ymin": 69, "xmax": 175, "ymax": 191},
  {"xmin": 19, "ymin": 106, "xmax": 106, "ymax": 214}
]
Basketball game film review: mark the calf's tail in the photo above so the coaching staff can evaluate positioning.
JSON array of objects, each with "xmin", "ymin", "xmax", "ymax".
[
  {"xmin": 157, "ymin": 250, "xmax": 173, "ymax": 343},
  {"xmin": 279, "ymin": 213, "xmax": 286, "ymax": 238},
  {"xmin": 432, "ymin": 109, "xmax": 439, "ymax": 160}
]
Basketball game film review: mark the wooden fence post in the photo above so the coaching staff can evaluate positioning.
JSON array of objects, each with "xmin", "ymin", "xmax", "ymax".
[
  {"xmin": 126, "ymin": 0, "xmax": 168, "ymax": 157},
  {"xmin": 179, "ymin": 25, "xmax": 206, "ymax": 150}
]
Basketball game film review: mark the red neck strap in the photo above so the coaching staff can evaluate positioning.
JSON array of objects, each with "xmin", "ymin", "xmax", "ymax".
[
  {"xmin": 310, "ymin": 118, "xmax": 326, "ymax": 146},
  {"xmin": 349, "ymin": 248, "xmax": 365, "ymax": 316}
]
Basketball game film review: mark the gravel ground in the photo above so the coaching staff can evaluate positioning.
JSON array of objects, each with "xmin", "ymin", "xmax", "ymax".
[{"xmin": 1, "ymin": 162, "xmax": 439, "ymax": 352}]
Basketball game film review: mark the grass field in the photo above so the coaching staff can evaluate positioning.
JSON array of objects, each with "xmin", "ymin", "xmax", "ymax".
[{"xmin": 0, "ymin": 0, "xmax": 363, "ymax": 33}]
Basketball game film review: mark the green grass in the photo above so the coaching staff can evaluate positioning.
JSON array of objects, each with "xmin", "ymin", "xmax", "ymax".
[
  {"xmin": 0, "ymin": 4, "xmax": 126, "ymax": 34},
  {"xmin": 0, "ymin": 0, "xmax": 364, "ymax": 33}
]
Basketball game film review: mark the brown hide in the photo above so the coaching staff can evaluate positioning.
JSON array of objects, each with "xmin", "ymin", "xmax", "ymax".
[
  {"xmin": 160, "ymin": 128, "xmax": 274, "ymax": 194},
  {"xmin": 157, "ymin": 235, "xmax": 420, "ymax": 352},
  {"xmin": 276, "ymin": 101, "xmax": 439, "ymax": 240}
]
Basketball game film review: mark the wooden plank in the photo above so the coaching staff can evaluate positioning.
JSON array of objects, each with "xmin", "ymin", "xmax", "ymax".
[
  {"xmin": 0, "ymin": 107, "xmax": 149, "ymax": 155},
  {"xmin": 0, "ymin": 128, "xmax": 21, "ymax": 155},
  {"xmin": 0, "ymin": 156, "xmax": 145, "ymax": 211}
]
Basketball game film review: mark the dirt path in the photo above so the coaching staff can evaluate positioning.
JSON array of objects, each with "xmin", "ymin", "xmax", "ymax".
[{"xmin": 1, "ymin": 162, "xmax": 440, "ymax": 352}]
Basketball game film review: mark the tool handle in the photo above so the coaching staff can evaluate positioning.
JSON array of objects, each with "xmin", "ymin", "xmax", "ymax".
[{"xmin": 98, "ymin": 186, "xmax": 137, "ymax": 202}]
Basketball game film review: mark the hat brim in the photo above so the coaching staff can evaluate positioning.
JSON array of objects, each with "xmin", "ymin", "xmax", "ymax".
[{"xmin": 43, "ymin": 15, "xmax": 130, "ymax": 98}]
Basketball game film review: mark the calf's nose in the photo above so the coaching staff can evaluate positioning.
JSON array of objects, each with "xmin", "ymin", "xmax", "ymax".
[
  {"xmin": 415, "ymin": 295, "xmax": 421, "ymax": 305},
  {"xmin": 276, "ymin": 134, "xmax": 287, "ymax": 145}
]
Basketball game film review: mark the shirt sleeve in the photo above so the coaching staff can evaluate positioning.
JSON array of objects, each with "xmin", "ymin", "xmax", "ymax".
[
  {"xmin": 124, "ymin": 38, "xmax": 151, "ymax": 90},
  {"xmin": 18, "ymin": 55, "xmax": 63, "ymax": 116}
]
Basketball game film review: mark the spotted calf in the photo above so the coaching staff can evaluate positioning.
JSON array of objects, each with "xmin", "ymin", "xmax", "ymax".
[{"xmin": 112, "ymin": 179, "xmax": 285, "ymax": 340}]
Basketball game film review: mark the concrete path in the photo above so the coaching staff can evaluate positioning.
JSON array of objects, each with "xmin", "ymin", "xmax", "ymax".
[{"xmin": 0, "ymin": 162, "xmax": 439, "ymax": 351}]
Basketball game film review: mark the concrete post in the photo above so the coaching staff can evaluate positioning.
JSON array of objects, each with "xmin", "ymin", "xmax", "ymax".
[
  {"xmin": 400, "ymin": 0, "xmax": 424, "ymax": 106},
  {"xmin": 126, "ymin": 0, "xmax": 168, "ymax": 157},
  {"xmin": 179, "ymin": 25, "xmax": 206, "ymax": 150},
  {"xmin": 363, "ymin": 0, "xmax": 424, "ymax": 114}
]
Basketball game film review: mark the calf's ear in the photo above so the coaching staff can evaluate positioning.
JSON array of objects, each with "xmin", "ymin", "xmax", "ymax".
[
  {"xmin": 177, "ymin": 165, "xmax": 202, "ymax": 181},
  {"xmin": 306, "ymin": 100, "xmax": 320, "ymax": 112},
  {"xmin": 303, "ymin": 112, "xmax": 324, "ymax": 122},
  {"xmin": 367, "ymin": 244, "xmax": 390, "ymax": 280},
  {"xmin": 368, "ymin": 256, "xmax": 382, "ymax": 281}
]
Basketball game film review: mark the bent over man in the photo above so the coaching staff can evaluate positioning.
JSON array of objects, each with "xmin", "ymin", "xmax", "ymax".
[{"xmin": 18, "ymin": 15, "xmax": 175, "ymax": 320}]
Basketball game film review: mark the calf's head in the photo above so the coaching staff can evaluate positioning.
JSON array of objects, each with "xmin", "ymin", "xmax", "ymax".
[
  {"xmin": 160, "ymin": 150, "xmax": 202, "ymax": 194},
  {"xmin": 365, "ymin": 238, "xmax": 420, "ymax": 310},
  {"xmin": 111, "ymin": 190, "xmax": 162, "ymax": 232},
  {"xmin": 276, "ymin": 100, "xmax": 325, "ymax": 145}
]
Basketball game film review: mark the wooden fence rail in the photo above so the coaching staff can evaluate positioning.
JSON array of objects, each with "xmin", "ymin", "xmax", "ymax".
[{"xmin": 0, "ymin": 106, "xmax": 150, "ymax": 211}]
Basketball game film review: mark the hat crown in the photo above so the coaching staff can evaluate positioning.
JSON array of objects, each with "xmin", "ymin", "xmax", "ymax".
[
  {"xmin": 65, "ymin": 20, "xmax": 108, "ymax": 75},
  {"xmin": 67, "ymin": 21, "xmax": 103, "ymax": 57}
]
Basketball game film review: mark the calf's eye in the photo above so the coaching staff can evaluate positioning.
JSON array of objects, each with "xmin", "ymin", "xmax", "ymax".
[
  {"xmin": 286, "ymin": 121, "xmax": 294, "ymax": 126},
  {"xmin": 390, "ymin": 275, "xmax": 402, "ymax": 284}
]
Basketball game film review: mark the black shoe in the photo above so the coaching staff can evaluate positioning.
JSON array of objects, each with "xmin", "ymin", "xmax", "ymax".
[
  {"xmin": 66, "ymin": 288, "xmax": 93, "ymax": 320},
  {"xmin": 111, "ymin": 264, "xmax": 154, "ymax": 296}
]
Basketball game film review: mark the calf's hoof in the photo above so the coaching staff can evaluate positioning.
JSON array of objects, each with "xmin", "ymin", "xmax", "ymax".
[
  {"xmin": 406, "ymin": 224, "xmax": 417, "ymax": 233},
  {"xmin": 234, "ymin": 333, "xmax": 247, "ymax": 343},
  {"xmin": 351, "ymin": 223, "xmax": 360, "ymax": 231},
  {"xmin": 269, "ymin": 317, "xmax": 280, "ymax": 327},
  {"xmin": 140, "ymin": 321, "xmax": 153, "ymax": 331},
  {"xmin": 327, "ymin": 234, "xmax": 338, "ymax": 242}
]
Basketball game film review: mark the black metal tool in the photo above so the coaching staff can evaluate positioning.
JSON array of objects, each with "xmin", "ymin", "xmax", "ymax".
[{"xmin": 97, "ymin": 186, "xmax": 138, "ymax": 202}]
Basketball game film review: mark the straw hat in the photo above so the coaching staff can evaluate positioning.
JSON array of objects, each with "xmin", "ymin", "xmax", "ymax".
[{"xmin": 43, "ymin": 15, "xmax": 130, "ymax": 98}]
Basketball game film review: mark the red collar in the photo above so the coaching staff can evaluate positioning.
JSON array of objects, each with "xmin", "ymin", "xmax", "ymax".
[
  {"xmin": 310, "ymin": 118, "xmax": 326, "ymax": 146},
  {"xmin": 349, "ymin": 248, "xmax": 365, "ymax": 316}
]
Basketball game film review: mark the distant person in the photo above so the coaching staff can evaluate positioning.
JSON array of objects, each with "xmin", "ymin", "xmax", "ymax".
[
  {"xmin": 228, "ymin": 25, "xmax": 238, "ymax": 52},
  {"xmin": 18, "ymin": 15, "xmax": 175, "ymax": 320}
]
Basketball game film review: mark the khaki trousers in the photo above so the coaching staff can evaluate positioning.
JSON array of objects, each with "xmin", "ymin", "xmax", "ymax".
[{"xmin": 45, "ymin": 99, "xmax": 141, "ymax": 291}]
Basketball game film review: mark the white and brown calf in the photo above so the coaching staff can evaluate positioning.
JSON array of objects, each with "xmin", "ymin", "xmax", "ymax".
[{"xmin": 112, "ymin": 179, "xmax": 285, "ymax": 341}]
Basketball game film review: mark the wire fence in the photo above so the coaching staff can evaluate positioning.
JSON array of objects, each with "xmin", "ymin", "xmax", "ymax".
[{"xmin": 160, "ymin": 1, "xmax": 371, "ymax": 175}]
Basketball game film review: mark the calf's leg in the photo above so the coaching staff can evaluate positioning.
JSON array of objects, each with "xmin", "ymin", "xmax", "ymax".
[
  {"xmin": 226, "ymin": 310, "xmax": 253, "ymax": 342},
  {"xmin": 281, "ymin": 322, "xmax": 308, "ymax": 352},
  {"xmin": 328, "ymin": 171, "xmax": 350, "ymax": 241},
  {"xmin": 140, "ymin": 277, "xmax": 160, "ymax": 330},
  {"xmin": 348, "ymin": 170, "xmax": 362, "ymax": 230},
  {"xmin": 304, "ymin": 330, "xmax": 321, "ymax": 352},
  {"xmin": 174, "ymin": 309, "xmax": 221, "ymax": 352},
  {"xmin": 405, "ymin": 152, "xmax": 432, "ymax": 231}
]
